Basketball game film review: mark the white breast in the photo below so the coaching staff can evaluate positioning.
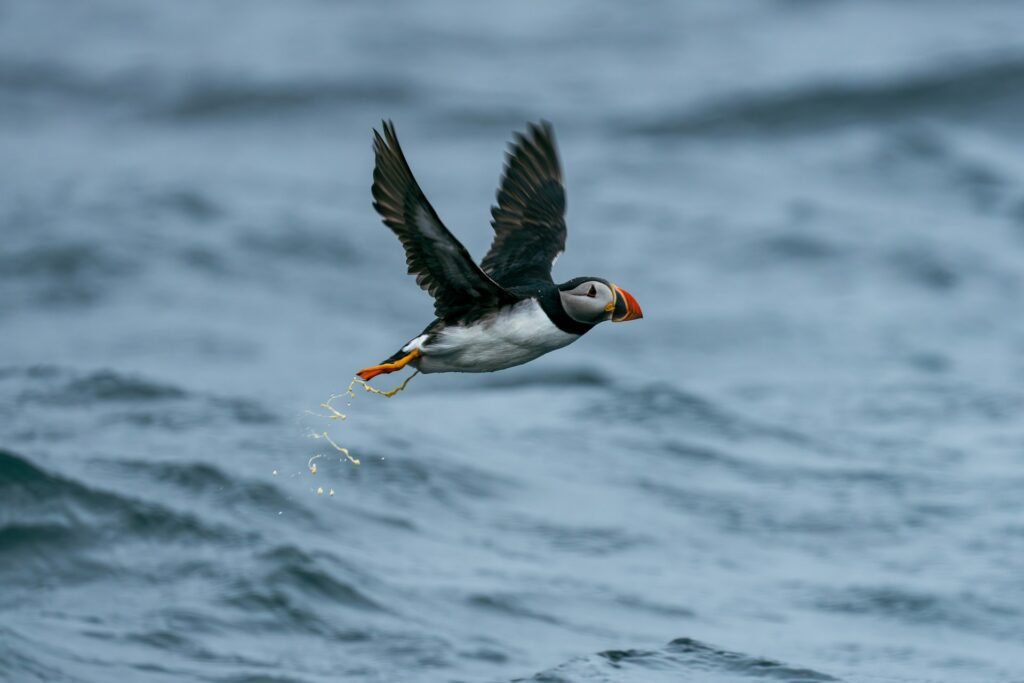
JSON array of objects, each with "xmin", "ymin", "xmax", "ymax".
[{"xmin": 416, "ymin": 299, "xmax": 579, "ymax": 373}]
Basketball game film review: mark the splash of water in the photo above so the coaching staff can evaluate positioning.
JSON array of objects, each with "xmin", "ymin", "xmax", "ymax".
[{"xmin": 303, "ymin": 370, "xmax": 421, "ymax": 481}]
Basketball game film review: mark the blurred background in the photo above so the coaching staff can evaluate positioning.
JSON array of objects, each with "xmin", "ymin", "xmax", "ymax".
[{"xmin": 3, "ymin": 1, "xmax": 1024, "ymax": 681}]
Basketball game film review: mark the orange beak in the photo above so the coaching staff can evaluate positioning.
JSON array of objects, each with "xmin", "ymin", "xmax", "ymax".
[{"xmin": 610, "ymin": 285, "xmax": 643, "ymax": 322}]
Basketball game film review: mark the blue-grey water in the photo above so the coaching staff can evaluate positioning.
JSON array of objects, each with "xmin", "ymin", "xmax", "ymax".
[{"xmin": 4, "ymin": 1, "xmax": 1024, "ymax": 681}]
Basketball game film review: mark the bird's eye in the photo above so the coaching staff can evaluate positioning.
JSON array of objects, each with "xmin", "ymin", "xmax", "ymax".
[{"xmin": 586, "ymin": 285, "xmax": 597, "ymax": 298}]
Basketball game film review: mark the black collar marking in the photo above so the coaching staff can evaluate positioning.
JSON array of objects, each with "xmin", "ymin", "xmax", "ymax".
[{"xmin": 536, "ymin": 287, "xmax": 597, "ymax": 336}]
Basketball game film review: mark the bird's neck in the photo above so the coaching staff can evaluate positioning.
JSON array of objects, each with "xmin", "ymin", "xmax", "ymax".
[{"xmin": 537, "ymin": 287, "xmax": 597, "ymax": 336}]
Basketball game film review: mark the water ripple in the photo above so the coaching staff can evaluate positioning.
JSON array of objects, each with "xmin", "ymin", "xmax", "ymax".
[
  {"xmin": 521, "ymin": 637, "xmax": 838, "ymax": 682},
  {"xmin": 634, "ymin": 58, "xmax": 1024, "ymax": 137}
]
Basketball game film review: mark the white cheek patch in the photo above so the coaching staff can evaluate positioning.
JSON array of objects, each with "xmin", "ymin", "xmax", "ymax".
[{"xmin": 551, "ymin": 251, "xmax": 562, "ymax": 268}]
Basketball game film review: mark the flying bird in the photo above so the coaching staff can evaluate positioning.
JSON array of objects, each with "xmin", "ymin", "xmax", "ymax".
[{"xmin": 356, "ymin": 120, "xmax": 643, "ymax": 382}]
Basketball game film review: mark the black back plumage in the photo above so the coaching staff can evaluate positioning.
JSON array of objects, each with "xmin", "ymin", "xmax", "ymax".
[
  {"xmin": 371, "ymin": 121, "xmax": 517, "ymax": 322},
  {"xmin": 482, "ymin": 121, "xmax": 567, "ymax": 287}
]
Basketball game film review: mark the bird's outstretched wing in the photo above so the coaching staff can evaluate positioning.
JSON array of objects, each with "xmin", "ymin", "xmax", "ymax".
[
  {"xmin": 481, "ymin": 121, "xmax": 566, "ymax": 287},
  {"xmin": 372, "ymin": 121, "xmax": 517, "ymax": 322}
]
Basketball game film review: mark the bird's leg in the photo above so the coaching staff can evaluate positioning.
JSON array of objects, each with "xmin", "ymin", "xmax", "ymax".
[{"xmin": 355, "ymin": 349, "xmax": 421, "ymax": 381}]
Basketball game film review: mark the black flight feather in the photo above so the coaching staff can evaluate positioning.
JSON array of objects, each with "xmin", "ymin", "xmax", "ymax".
[
  {"xmin": 482, "ymin": 121, "xmax": 567, "ymax": 287},
  {"xmin": 370, "ymin": 120, "xmax": 517, "ymax": 322}
]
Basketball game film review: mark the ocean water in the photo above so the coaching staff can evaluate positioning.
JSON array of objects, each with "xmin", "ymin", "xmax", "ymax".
[{"xmin": 3, "ymin": 1, "xmax": 1024, "ymax": 681}]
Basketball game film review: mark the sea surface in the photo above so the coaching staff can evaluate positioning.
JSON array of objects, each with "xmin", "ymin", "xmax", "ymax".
[{"xmin": 3, "ymin": 1, "xmax": 1024, "ymax": 681}]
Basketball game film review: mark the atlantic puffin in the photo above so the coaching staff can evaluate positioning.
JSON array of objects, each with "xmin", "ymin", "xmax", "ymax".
[{"xmin": 356, "ymin": 120, "xmax": 643, "ymax": 382}]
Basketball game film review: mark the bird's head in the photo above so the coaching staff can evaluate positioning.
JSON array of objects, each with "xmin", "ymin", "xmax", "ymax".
[{"xmin": 558, "ymin": 277, "xmax": 643, "ymax": 325}]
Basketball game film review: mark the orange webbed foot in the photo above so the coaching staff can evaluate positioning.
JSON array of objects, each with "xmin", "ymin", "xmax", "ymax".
[
  {"xmin": 355, "ymin": 349, "xmax": 420, "ymax": 382},
  {"xmin": 356, "ymin": 365, "xmax": 390, "ymax": 381}
]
